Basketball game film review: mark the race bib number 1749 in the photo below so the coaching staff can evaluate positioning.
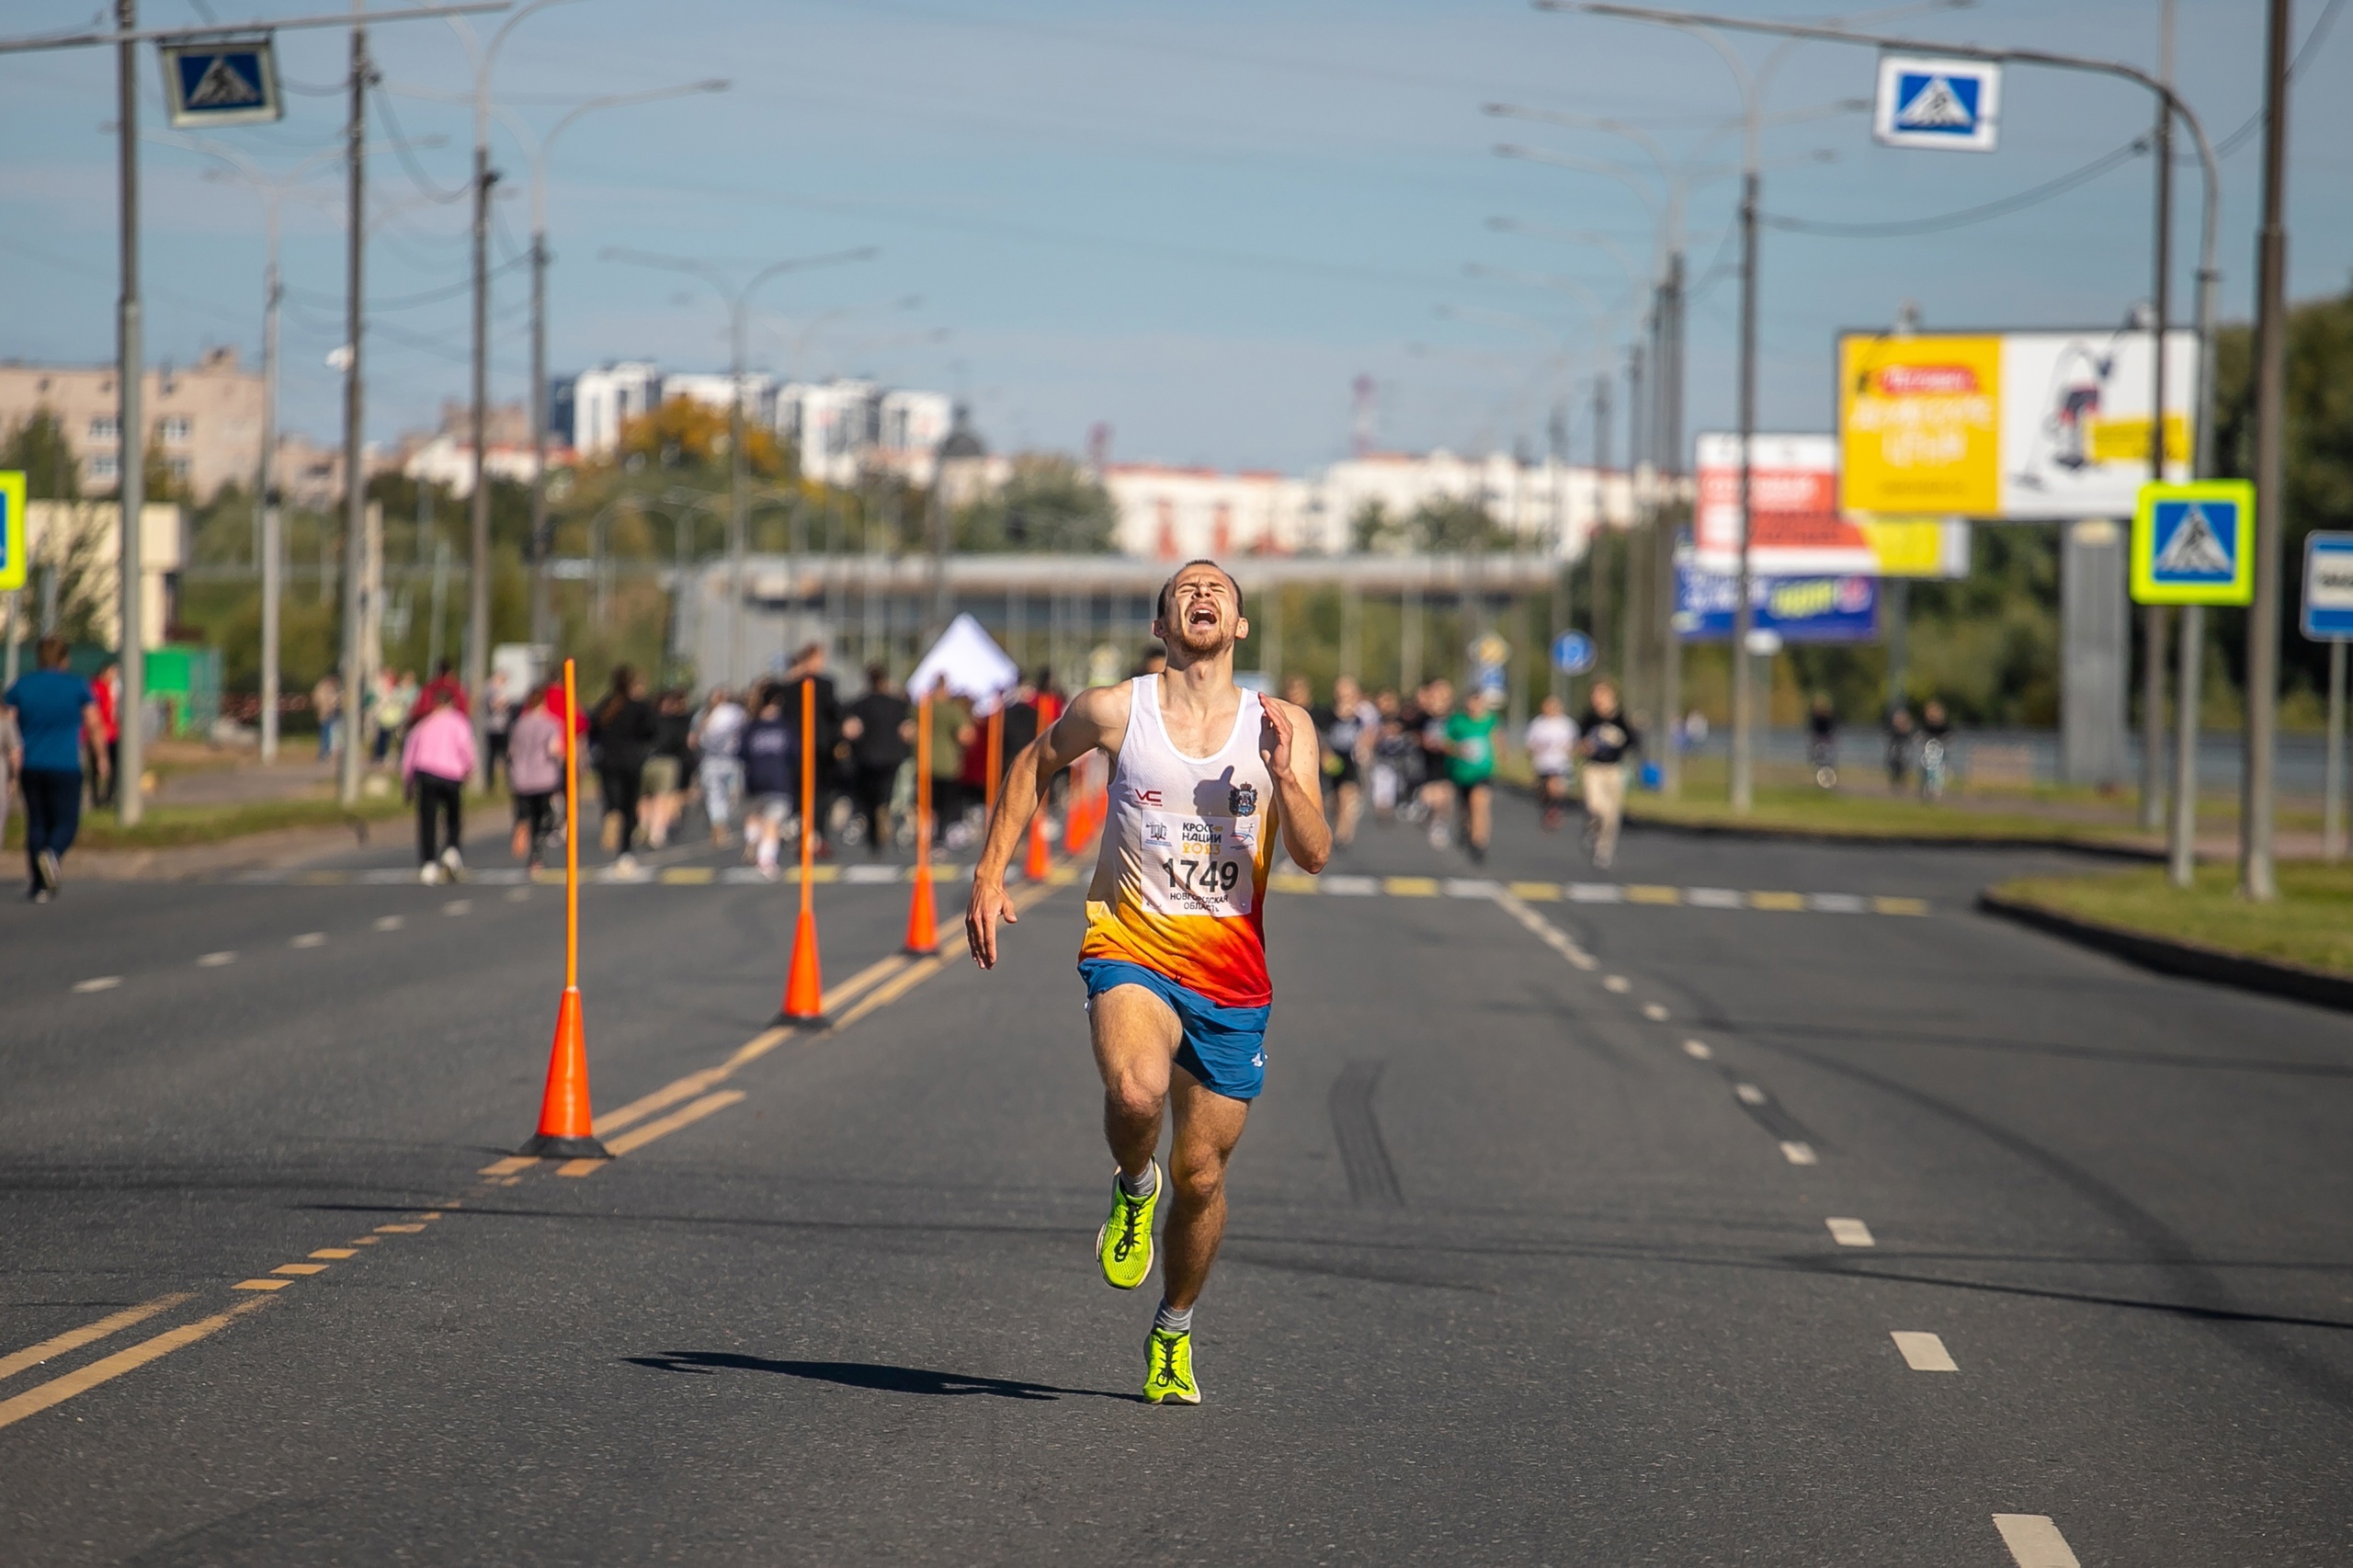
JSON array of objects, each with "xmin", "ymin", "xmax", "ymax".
[{"xmin": 1139, "ymin": 811, "xmax": 1256, "ymax": 918}]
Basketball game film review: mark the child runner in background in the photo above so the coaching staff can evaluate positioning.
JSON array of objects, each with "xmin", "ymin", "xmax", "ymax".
[{"xmin": 1524, "ymin": 695, "xmax": 1578, "ymax": 832}]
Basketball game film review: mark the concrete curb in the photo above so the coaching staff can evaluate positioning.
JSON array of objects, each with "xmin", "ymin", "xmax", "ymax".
[
  {"xmin": 1627, "ymin": 814, "xmax": 2164, "ymax": 861},
  {"xmin": 1976, "ymin": 889, "xmax": 2353, "ymax": 1014}
]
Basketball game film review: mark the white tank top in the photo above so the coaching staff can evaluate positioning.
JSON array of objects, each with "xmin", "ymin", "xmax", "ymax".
[{"xmin": 1079, "ymin": 676, "xmax": 1280, "ymax": 1008}]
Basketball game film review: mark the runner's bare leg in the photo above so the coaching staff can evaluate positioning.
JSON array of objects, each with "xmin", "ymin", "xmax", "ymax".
[{"xmin": 1162, "ymin": 1074, "xmax": 1247, "ymax": 1311}]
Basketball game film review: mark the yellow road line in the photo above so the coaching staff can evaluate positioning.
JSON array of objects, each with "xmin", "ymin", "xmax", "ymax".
[
  {"xmin": 832, "ymin": 957, "xmax": 943, "ymax": 1033},
  {"xmin": 373, "ymin": 1224, "xmax": 426, "ymax": 1234},
  {"xmin": 560, "ymin": 1089, "xmax": 746, "ymax": 1175},
  {"xmin": 233, "ymin": 1278, "xmax": 291, "ymax": 1291},
  {"xmin": 659, "ymin": 867, "xmax": 715, "ymax": 884},
  {"xmin": 0, "ymin": 1296, "xmax": 273, "ymax": 1433},
  {"xmin": 1267, "ymin": 871, "xmax": 1317, "ymax": 894},
  {"xmin": 1747, "ymin": 891, "xmax": 1808, "ymax": 911},
  {"xmin": 1383, "ymin": 877, "xmax": 1439, "ymax": 897},
  {"xmin": 271, "ymin": 1263, "xmax": 328, "ymax": 1277},
  {"xmin": 309, "ymin": 1248, "xmax": 356, "ymax": 1260},
  {"xmin": 0, "ymin": 1292, "xmax": 196, "ymax": 1383},
  {"xmin": 1507, "ymin": 881, "xmax": 1563, "ymax": 901},
  {"xmin": 478, "ymin": 1155, "xmax": 537, "ymax": 1176},
  {"xmin": 824, "ymin": 954, "xmax": 912, "ymax": 1015},
  {"xmin": 1873, "ymin": 896, "xmax": 1929, "ymax": 916},
  {"xmin": 1625, "ymin": 884, "xmax": 1681, "ymax": 904}
]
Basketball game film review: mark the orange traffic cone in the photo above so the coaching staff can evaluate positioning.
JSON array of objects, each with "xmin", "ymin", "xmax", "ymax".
[
  {"xmin": 1025, "ymin": 811, "xmax": 1053, "ymax": 881},
  {"xmin": 779, "ymin": 903, "xmax": 826, "ymax": 1025},
  {"xmin": 518, "ymin": 986, "xmax": 608, "ymax": 1158},
  {"xmin": 903, "ymin": 862, "xmax": 939, "ymax": 955}
]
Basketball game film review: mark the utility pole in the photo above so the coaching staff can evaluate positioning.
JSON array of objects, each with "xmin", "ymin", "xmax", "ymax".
[
  {"xmin": 337, "ymin": 16, "xmax": 370, "ymax": 807},
  {"xmin": 2241, "ymin": 0, "xmax": 2292, "ymax": 902},
  {"xmin": 115, "ymin": 0, "xmax": 146, "ymax": 827},
  {"xmin": 464, "ymin": 119, "xmax": 494, "ymax": 781},
  {"xmin": 1657, "ymin": 249, "xmax": 1685, "ymax": 796},
  {"xmin": 2138, "ymin": 0, "xmax": 2177, "ymax": 835},
  {"xmin": 528, "ymin": 206, "xmax": 550, "ymax": 645},
  {"xmin": 259, "ymin": 193, "xmax": 282, "ymax": 763},
  {"xmin": 1730, "ymin": 164, "xmax": 1759, "ymax": 814}
]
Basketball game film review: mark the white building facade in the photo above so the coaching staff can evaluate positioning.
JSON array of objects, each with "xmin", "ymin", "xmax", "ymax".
[
  {"xmin": 1104, "ymin": 450, "xmax": 1636, "ymax": 563},
  {"xmin": 560, "ymin": 363, "xmax": 953, "ymax": 483}
]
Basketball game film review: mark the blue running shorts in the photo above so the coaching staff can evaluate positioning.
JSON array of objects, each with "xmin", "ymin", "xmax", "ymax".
[{"xmin": 1077, "ymin": 958, "xmax": 1270, "ymax": 1101}]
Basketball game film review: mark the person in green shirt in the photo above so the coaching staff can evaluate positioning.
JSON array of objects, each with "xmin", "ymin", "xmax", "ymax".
[{"xmin": 1444, "ymin": 689, "xmax": 1502, "ymax": 865}]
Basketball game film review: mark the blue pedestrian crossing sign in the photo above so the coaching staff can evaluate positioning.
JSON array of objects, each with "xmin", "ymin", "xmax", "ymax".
[
  {"xmin": 2302, "ymin": 532, "xmax": 2353, "ymax": 642},
  {"xmin": 0, "ymin": 472, "xmax": 24, "ymax": 593},
  {"xmin": 161, "ymin": 39, "xmax": 282, "ymax": 130},
  {"xmin": 1551, "ymin": 630, "xmax": 1595, "ymax": 676},
  {"xmin": 2131, "ymin": 480, "xmax": 2256, "ymax": 606},
  {"xmin": 1874, "ymin": 55, "xmax": 2000, "ymax": 153}
]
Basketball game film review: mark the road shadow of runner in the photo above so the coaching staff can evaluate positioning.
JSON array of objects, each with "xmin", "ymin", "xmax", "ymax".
[{"xmin": 624, "ymin": 1351, "xmax": 1140, "ymax": 1402}]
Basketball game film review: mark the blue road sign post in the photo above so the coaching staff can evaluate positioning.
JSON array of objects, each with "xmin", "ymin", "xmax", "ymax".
[
  {"xmin": 0, "ymin": 472, "xmax": 24, "ymax": 594},
  {"xmin": 1873, "ymin": 55, "xmax": 2001, "ymax": 153},
  {"xmin": 1551, "ymin": 630, "xmax": 1595, "ymax": 676},
  {"xmin": 2310, "ymin": 532, "xmax": 2353, "ymax": 860},
  {"xmin": 2302, "ymin": 532, "xmax": 2353, "ymax": 642},
  {"xmin": 160, "ymin": 39, "xmax": 282, "ymax": 130},
  {"xmin": 2131, "ymin": 481, "xmax": 2256, "ymax": 606}
]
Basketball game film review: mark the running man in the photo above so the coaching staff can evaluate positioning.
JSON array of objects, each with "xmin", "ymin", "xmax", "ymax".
[{"xmin": 966, "ymin": 559, "xmax": 1332, "ymax": 1405}]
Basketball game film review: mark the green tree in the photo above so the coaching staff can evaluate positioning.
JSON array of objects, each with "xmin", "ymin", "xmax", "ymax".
[
  {"xmin": 1, "ymin": 408, "xmax": 80, "ymax": 500},
  {"xmin": 955, "ymin": 455, "xmax": 1117, "ymax": 552}
]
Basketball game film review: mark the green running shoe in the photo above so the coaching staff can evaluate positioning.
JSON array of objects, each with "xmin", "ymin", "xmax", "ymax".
[
  {"xmin": 1095, "ymin": 1162, "xmax": 1160, "ymax": 1290},
  {"xmin": 1143, "ymin": 1326, "xmax": 1199, "ymax": 1405}
]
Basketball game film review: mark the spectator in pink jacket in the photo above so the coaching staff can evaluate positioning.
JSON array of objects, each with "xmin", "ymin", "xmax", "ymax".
[
  {"xmin": 401, "ymin": 694, "xmax": 477, "ymax": 884},
  {"xmin": 506, "ymin": 683, "xmax": 566, "ymax": 870}
]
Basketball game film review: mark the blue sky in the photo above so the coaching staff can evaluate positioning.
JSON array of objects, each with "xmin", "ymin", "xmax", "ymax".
[{"xmin": 0, "ymin": 0, "xmax": 2347, "ymax": 473}]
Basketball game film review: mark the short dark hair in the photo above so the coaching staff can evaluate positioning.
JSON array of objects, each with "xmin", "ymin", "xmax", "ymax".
[
  {"xmin": 36, "ymin": 635, "xmax": 69, "ymax": 669},
  {"xmin": 1155, "ymin": 559, "xmax": 1242, "ymax": 623}
]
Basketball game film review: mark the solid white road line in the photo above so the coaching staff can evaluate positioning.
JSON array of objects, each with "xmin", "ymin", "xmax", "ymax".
[
  {"xmin": 1603, "ymin": 975, "xmax": 1631, "ymax": 994},
  {"xmin": 1992, "ymin": 1515, "xmax": 2081, "ymax": 1568},
  {"xmin": 1681, "ymin": 1040, "xmax": 1713, "ymax": 1060},
  {"xmin": 1779, "ymin": 1141, "xmax": 1819, "ymax": 1165},
  {"xmin": 1825, "ymin": 1217, "xmax": 1875, "ymax": 1247},
  {"xmin": 1890, "ymin": 1331, "xmax": 1958, "ymax": 1372},
  {"xmin": 290, "ymin": 932, "xmax": 326, "ymax": 948},
  {"xmin": 442, "ymin": 900, "xmax": 472, "ymax": 916},
  {"xmin": 72, "ymin": 976, "xmax": 122, "ymax": 994},
  {"xmin": 196, "ymin": 951, "xmax": 237, "ymax": 967},
  {"xmin": 1734, "ymin": 1083, "xmax": 1768, "ymax": 1106},
  {"xmin": 1641, "ymin": 1002, "xmax": 1669, "ymax": 1021},
  {"xmin": 373, "ymin": 915, "xmax": 404, "ymax": 931}
]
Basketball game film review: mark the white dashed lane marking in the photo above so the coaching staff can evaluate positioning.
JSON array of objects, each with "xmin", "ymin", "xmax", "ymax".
[
  {"xmin": 1602, "ymin": 975, "xmax": 1631, "ymax": 994},
  {"xmin": 1779, "ymin": 1141, "xmax": 1819, "ymax": 1166},
  {"xmin": 1825, "ymin": 1217, "xmax": 1876, "ymax": 1247},
  {"xmin": 442, "ymin": 900, "xmax": 472, "ymax": 916},
  {"xmin": 1641, "ymin": 1002, "xmax": 1669, "ymax": 1021},
  {"xmin": 72, "ymin": 976, "xmax": 122, "ymax": 994},
  {"xmin": 196, "ymin": 951, "xmax": 236, "ymax": 968},
  {"xmin": 1891, "ymin": 1332, "xmax": 1958, "ymax": 1372},
  {"xmin": 1993, "ymin": 1516, "xmax": 2081, "ymax": 1568},
  {"xmin": 373, "ymin": 915, "xmax": 404, "ymax": 931},
  {"xmin": 1681, "ymin": 1040, "xmax": 1713, "ymax": 1060},
  {"xmin": 1734, "ymin": 1083, "xmax": 1768, "ymax": 1106},
  {"xmin": 290, "ymin": 932, "xmax": 326, "ymax": 948}
]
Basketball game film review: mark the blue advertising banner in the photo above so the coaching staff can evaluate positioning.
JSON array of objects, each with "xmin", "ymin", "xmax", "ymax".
[{"xmin": 1673, "ymin": 564, "xmax": 1880, "ymax": 643}]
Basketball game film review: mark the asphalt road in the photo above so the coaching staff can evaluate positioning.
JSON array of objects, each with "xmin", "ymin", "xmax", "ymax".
[{"xmin": 3, "ymin": 795, "xmax": 2349, "ymax": 1564}]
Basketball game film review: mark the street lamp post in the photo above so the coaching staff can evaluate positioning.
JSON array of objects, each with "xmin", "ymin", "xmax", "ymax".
[
  {"xmin": 602, "ymin": 245, "xmax": 876, "ymax": 687},
  {"xmin": 495, "ymin": 80, "xmax": 729, "ymax": 648}
]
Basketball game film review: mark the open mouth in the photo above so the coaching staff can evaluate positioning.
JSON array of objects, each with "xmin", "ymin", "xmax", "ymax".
[{"xmin": 1187, "ymin": 606, "xmax": 1219, "ymax": 629}]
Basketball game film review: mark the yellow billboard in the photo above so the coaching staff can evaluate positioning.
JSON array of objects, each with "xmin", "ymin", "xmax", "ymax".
[{"xmin": 1838, "ymin": 334, "xmax": 2002, "ymax": 516}]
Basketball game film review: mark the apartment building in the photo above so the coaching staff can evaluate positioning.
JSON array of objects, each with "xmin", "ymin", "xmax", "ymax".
[{"xmin": 0, "ymin": 348, "xmax": 265, "ymax": 500}]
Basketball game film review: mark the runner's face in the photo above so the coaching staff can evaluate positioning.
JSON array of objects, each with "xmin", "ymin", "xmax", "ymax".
[{"xmin": 1159, "ymin": 567, "xmax": 1243, "ymax": 655}]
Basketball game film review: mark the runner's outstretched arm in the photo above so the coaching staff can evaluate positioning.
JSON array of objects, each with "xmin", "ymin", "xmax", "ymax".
[
  {"xmin": 1261, "ymin": 698, "xmax": 1333, "ymax": 874},
  {"xmin": 966, "ymin": 685, "xmax": 1129, "ymax": 970}
]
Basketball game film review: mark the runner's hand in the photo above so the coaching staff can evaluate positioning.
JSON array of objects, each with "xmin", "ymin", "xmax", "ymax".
[
  {"xmin": 1262, "ymin": 699, "xmax": 1297, "ymax": 777},
  {"xmin": 965, "ymin": 874, "xmax": 1018, "ymax": 969}
]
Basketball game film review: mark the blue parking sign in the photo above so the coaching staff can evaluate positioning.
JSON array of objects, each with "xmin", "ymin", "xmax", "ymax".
[{"xmin": 161, "ymin": 40, "xmax": 282, "ymax": 129}]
